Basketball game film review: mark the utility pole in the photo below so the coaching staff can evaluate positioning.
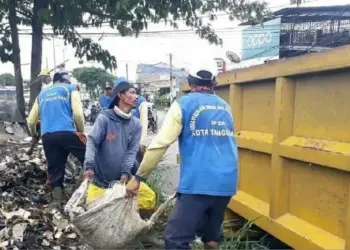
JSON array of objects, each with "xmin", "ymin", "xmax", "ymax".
[
  {"xmin": 126, "ymin": 63, "xmax": 129, "ymax": 79},
  {"xmin": 52, "ymin": 36, "xmax": 57, "ymax": 70},
  {"xmin": 169, "ymin": 53, "xmax": 173, "ymax": 104}
]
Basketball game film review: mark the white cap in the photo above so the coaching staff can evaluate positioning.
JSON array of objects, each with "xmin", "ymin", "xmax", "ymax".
[{"xmin": 188, "ymin": 60, "xmax": 218, "ymax": 81}]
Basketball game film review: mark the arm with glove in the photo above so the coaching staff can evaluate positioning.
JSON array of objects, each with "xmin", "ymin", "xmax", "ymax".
[
  {"xmin": 27, "ymin": 99, "xmax": 40, "ymax": 137},
  {"xmin": 26, "ymin": 99, "xmax": 41, "ymax": 155},
  {"xmin": 126, "ymin": 101, "xmax": 183, "ymax": 196},
  {"xmin": 71, "ymin": 89, "xmax": 85, "ymax": 133}
]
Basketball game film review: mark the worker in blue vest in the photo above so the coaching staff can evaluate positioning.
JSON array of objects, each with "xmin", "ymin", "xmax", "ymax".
[
  {"xmin": 99, "ymin": 82, "xmax": 113, "ymax": 109},
  {"xmin": 126, "ymin": 62, "xmax": 238, "ymax": 249},
  {"xmin": 27, "ymin": 71, "xmax": 86, "ymax": 209}
]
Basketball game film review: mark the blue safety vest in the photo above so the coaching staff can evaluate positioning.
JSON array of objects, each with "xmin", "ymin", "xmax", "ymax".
[
  {"xmin": 177, "ymin": 92, "xmax": 238, "ymax": 196},
  {"xmin": 131, "ymin": 95, "xmax": 146, "ymax": 118},
  {"xmin": 38, "ymin": 83, "xmax": 77, "ymax": 136}
]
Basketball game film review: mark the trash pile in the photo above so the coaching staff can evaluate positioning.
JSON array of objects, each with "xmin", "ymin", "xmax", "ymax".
[{"xmin": 0, "ymin": 139, "xmax": 86, "ymax": 250}]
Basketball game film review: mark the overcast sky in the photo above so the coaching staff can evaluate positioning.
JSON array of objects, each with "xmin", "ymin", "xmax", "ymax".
[{"xmin": 0, "ymin": 0, "xmax": 349, "ymax": 80}]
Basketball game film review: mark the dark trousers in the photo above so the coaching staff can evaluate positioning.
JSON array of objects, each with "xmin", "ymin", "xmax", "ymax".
[
  {"xmin": 164, "ymin": 193, "xmax": 230, "ymax": 249},
  {"xmin": 42, "ymin": 131, "xmax": 86, "ymax": 188}
]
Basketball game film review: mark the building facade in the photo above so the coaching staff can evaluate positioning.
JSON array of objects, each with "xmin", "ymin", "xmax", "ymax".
[{"xmin": 136, "ymin": 62, "xmax": 187, "ymax": 100}]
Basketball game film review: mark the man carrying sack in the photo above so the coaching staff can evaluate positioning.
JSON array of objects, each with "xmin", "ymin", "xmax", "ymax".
[
  {"xmin": 83, "ymin": 81, "xmax": 158, "ymax": 215},
  {"xmin": 83, "ymin": 80, "xmax": 162, "ymax": 246}
]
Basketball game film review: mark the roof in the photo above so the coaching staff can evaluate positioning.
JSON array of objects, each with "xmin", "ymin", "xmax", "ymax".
[
  {"xmin": 274, "ymin": 5, "xmax": 350, "ymax": 16},
  {"xmin": 239, "ymin": 5, "xmax": 350, "ymax": 26},
  {"xmin": 137, "ymin": 63, "xmax": 186, "ymax": 75}
]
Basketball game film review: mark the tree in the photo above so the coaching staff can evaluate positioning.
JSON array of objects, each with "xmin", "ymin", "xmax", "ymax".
[
  {"xmin": 0, "ymin": 73, "xmax": 15, "ymax": 86},
  {"xmin": 0, "ymin": 0, "xmax": 269, "ymax": 116},
  {"xmin": 72, "ymin": 67, "xmax": 114, "ymax": 94},
  {"xmin": 2, "ymin": 0, "xmax": 27, "ymax": 123}
]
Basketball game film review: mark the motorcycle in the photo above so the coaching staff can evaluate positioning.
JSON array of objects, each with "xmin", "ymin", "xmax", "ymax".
[
  {"xmin": 84, "ymin": 108, "xmax": 91, "ymax": 124},
  {"xmin": 147, "ymin": 103, "xmax": 158, "ymax": 133},
  {"xmin": 90, "ymin": 106, "xmax": 100, "ymax": 125}
]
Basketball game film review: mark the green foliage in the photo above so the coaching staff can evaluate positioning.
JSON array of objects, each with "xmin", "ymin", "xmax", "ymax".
[
  {"xmin": 219, "ymin": 221, "xmax": 269, "ymax": 250},
  {"xmin": 0, "ymin": 16, "xmax": 12, "ymax": 63},
  {"xmin": 0, "ymin": 73, "xmax": 15, "ymax": 86},
  {"xmin": 72, "ymin": 66, "xmax": 115, "ymax": 92},
  {"xmin": 0, "ymin": 0, "xmax": 270, "ymax": 71}
]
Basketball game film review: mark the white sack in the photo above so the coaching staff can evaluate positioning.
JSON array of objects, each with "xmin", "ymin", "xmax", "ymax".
[{"xmin": 65, "ymin": 180, "xmax": 175, "ymax": 249}]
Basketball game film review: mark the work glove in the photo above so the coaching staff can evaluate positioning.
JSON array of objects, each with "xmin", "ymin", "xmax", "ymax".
[
  {"xmin": 83, "ymin": 169, "xmax": 94, "ymax": 180},
  {"xmin": 125, "ymin": 177, "xmax": 140, "ymax": 197},
  {"xmin": 83, "ymin": 162, "xmax": 94, "ymax": 179},
  {"xmin": 140, "ymin": 145, "xmax": 147, "ymax": 155},
  {"xmin": 120, "ymin": 174, "xmax": 129, "ymax": 184}
]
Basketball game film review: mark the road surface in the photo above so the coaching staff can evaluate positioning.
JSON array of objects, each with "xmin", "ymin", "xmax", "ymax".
[{"xmin": 84, "ymin": 110, "xmax": 179, "ymax": 194}]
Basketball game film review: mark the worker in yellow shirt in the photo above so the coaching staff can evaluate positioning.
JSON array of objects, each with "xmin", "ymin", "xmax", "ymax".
[
  {"xmin": 126, "ymin": 62, "xmax": 239, "ymax": 249},
  {"xmin": 27, "ymin": 71, "xmax": 86, "ymax": 209}
]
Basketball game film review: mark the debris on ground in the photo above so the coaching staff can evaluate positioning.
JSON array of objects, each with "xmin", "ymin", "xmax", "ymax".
[
  {"xmin": 0, "ymin": 139, "xmax": 86, "ymax": 250},
  {"xmin": 0, "ymin": 139, "xmax": 169, "ymax": 250}
]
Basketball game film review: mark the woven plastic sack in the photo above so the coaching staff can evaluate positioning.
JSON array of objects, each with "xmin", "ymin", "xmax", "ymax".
[
  {"xmin": 65, "ymin": 180, "xmax": 175, "ymax": 249},
  {"xmin": 64, "ymin": 179, "xmax": 89, "ymax": 219}
]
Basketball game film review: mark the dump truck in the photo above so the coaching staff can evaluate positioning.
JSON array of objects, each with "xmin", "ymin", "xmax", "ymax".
[{"xmin": 180, "ymin": 45, "xmax": 350, "ymax": 250}]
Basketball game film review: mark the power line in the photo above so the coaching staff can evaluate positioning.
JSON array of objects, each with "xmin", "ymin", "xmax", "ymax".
[
  {"xmin": 261, "ymin": 3, "xmax": 350, "ymax": 60},
  {"xmin": 18, "ymin": 24, "xmax": 281, "ymax": 34},
  {"xmin": 243, "ymin": 3, "xmax": 350, "ymax": 61},
  {"xmin": 286, "ymin": 3, "xmax": 350, "ymax": 57},
  {"xmin": 16, "ymin": 29, "xmax": 281, "ymax": 39}
]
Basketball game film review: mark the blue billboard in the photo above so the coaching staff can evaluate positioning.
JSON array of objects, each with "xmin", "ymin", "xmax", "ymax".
[{"xmin": 241, "ymin": 17, "xmax": 281, "ymax": 60}]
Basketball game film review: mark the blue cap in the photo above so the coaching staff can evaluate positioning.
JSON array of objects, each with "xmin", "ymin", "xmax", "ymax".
[
  {"xmin": 108, "ymin": 81, "xmax": 134, "ymax": 109},
  {"xmin": 114, "ymin": 76, "xmax": 127, "ymax": 87}
]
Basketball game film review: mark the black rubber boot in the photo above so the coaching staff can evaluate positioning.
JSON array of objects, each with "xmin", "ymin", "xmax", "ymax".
[{"xmin": 49, "ymin": 187, "xmax": 66, "ymax": 210}]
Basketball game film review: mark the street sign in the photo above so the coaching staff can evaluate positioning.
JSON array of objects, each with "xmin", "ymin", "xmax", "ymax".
[{"xmin": 214, "ymin": 58, "xmax": 226, "ymax": 73}]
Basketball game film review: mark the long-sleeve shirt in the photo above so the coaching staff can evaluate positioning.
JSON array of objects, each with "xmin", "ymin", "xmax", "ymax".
[
  {"xmin": 27, "ymin": 90, "xmax": 85, "ymax": 136},
  {"xmin": 135, "ymin": 101, "xmax": 183, "ymax": 181},
  {"xmin": 84, "ymin": 109, "xmax": 142, "ymax": 187}
]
